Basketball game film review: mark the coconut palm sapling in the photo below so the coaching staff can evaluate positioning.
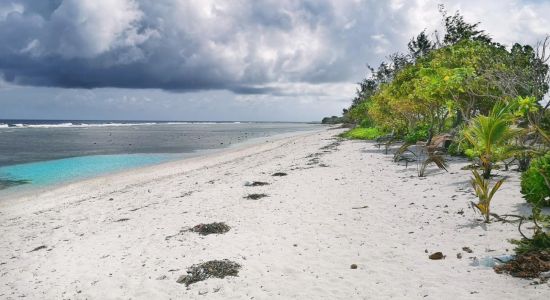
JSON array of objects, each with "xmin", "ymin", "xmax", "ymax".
[
  {"xmin": 470, "ymin": 169, "xmax": 505, "ymax": 222},
  {"xmin": 463, "ymin": 102, "xmax": 520, "ymax": 178}
]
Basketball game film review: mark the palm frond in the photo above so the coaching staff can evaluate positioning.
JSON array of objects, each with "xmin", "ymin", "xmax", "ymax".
[
  {"xmin": 393, "ymin": 142, "xmax": 415, "ymax": 162},
  {"xmin": 418, "ymin": 154, "xmax": 448, "ymax": 177}
]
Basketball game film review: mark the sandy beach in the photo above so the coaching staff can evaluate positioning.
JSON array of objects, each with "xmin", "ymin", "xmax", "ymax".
[{"xmin": 0, "ymin": 128, "xmax": 548, "ymax": 299}]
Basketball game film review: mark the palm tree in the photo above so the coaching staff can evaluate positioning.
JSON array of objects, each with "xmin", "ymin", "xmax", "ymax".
[{"xmin": 464, "ymin": 102, "xmax": 520, "ymax": 178}]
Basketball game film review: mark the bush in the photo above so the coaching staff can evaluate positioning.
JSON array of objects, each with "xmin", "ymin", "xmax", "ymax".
[
  {"xmin": 321, "ymin": 116, "xmax": 345, "ymax": 124},
  {"xmin": 359, "ymin": 118, "xmax": 373, "ymax": 128},
  {"xmin": 447, "ymin": 141, "xmax": 465, "ymax": 156},
  {"xmin": 521, "ymin": 152, "xmax": 550, "ymax": 207},
  {"xmin": 341, "ymin": 127, "xmax": 382, "ymax": 140},
  {"xmin": 404, "ymin": 124, "xmax": 430, "ymax": 143},
  {"xmin": 511, "ymin": 231, "xmax": 550, "ymax": 254}
]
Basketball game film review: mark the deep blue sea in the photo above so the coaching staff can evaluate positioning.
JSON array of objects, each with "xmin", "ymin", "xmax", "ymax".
[{"xmin": 0, "ymin": 120, "xmax": 322, "ymax": 194}]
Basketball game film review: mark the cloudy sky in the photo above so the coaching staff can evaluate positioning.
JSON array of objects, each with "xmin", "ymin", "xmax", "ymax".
[{"xmin": 0, "ymin": 0, "xmax": 549, "ymax": 122}]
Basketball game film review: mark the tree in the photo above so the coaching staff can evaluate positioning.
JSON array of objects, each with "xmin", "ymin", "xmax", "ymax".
[
  {"xmin": 408, "ymin": 30, "xmax": 434, "ymax": 59},
  {"xmin": 439, "ymin": 6, "xmax": 492, "ymax": 45}
]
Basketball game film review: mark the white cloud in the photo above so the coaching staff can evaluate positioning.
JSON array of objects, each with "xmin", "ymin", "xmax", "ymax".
[{"xmin": 47, "ymin": 0, "xmax": 153, "ymax": 58}]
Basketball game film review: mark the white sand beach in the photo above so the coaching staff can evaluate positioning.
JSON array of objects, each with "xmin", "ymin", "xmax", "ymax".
[{"xmin": 0, "ymin": 128, "xmax": 548, "ymax": 299}]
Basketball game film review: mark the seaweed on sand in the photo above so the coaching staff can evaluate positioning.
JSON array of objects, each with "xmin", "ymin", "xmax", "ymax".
[
  {"xmin": 245, "ymin": 181, "xmax": 270, "ymax": 186},
  {"xmin": 494, "ymin": 250, "xmax": 550, "ymax": 280},
  {"xmin": 176, "ymin": 260, "xmax": 241, "ymax": 286},
  {"xmin": 319, "ymin": 141, "xmax": 341, "ymax": 151},
  {"xmin": 272, "ymin": 172, "xmax": 287, "ymax": 177},
  {"xmin": 244, "ymin": 193, "xmax": 268, "ymax": 200},
  {"xmin": 189, "ymin": 222, "xmax": 230, "ymax": 235}
]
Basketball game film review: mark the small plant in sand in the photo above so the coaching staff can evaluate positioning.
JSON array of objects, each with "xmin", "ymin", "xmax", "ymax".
[
  {"xmin": 418, "ymin": 152, "xmax": 448, "ymax": 177},
  {"xmin": 470, "ymin": 169, "xmax": 504, "ymax": 223},
  {"xmin": 392, "ymin": 142, "xmax": 415, "ymax": 163},
  {"xmin": 395, "ymin": 143, "xmax": 448, "ymax": 177}
]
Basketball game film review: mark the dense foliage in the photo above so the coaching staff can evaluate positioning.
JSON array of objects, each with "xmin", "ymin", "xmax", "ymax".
[
  {"xmin": 521, "ymin": 152, "xmax": 550, "ymax": 207},
  {"xmin": 340, "ymin": 127, "xmax": 382, "ymax": 140},
  {"xmin": 321, "ymin": 115, "xmax": 346, "ymax": 124},
  {"xmin": 343, "ymin": 9, "xmax": 549, "ymax": 147}
]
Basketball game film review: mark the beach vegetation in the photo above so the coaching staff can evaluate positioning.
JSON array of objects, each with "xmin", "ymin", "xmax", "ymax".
[
  {"xmin": 463, "ymin": 102, "xmax": 520, "ymax": 178},
  {"xmin": 404, "ymin": 124, "xmax": 430, "ymax": 143},
  {"xmin": 521, "ymin": 152, "xmax": 550, "ymax": 207},
  {"xmin": 470, "ymin": 169, "xmax": 505, "ymax": 222},
  {"xmin": 512, "ymin": 229, "xmax": 550, "ymax": 255},
  {"xmin": 418, "ymin": 152, "xmax": 448, "ymax": 177},
  {"xmin": 321, "ymin": 115, "xmax": 346, "ymax": 124},
  {"xmin": 343, "ymin": 8, "xmax": 549, "ymax": 168},
  {"xmin": 337, "ymin": 3, "xmax": 550, "ymax": 281},
  {"xmin": 340, "ymin": 127, "xmax": 383, "ymax": 140}
]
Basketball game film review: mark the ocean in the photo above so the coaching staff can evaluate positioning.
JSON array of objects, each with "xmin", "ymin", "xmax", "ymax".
[{"xmin": 0, "ymin": 120, "xmax": 322, "ymax": 194}]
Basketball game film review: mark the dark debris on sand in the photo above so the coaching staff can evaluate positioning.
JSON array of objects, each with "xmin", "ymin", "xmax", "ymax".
[
  {"xmin": 189, "ymin": 222, "xmax": 231, "ymax": 235},
  {"xmin": 319, "ymin": 141, "xmax": 341, "ymax": 151},
  {"xmin": 245, "ymin": 181, "xmax": 270, "ymax": 186},
  {"xmin": 428, "ymin": 252, "xmax": 445, "ymax": 260},
  {"xmin": 176, "ymin": 259, "xmax": 241, "ymax": 286},
  {"xmin": 244, "ymin": 193, "xmax": 268, "ymax": 200},
  {"xmin": 272, "ymin": 172, "xmax": 287, "ymax": 177},
  {"xmin": 494, "ymin": 250, "xmax": 550, "ymax": 280},
  {"xmin": 29, "ymin": 245, "xmax": 47, "ymax": 252}
]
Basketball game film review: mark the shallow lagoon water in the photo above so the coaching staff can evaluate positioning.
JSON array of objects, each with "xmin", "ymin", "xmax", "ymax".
[
  {"xmin": 0, "ymin": 121, "xmax": 322, "ymax": 194},
  {"xmin": 0, "ymin": 153, "xmax": 180, "ymax": 188}
]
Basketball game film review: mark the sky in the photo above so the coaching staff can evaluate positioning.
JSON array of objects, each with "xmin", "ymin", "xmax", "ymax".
[{"xmin": 0, "ymin": 0, "xmax": 549, "ymax": 122}]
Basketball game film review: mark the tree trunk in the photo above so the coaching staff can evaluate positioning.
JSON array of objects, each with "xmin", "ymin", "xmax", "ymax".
[
  {"xmin": 482, "ymin": 163, "xmax": 492, "ymax": 179},
  {"xmin": 452, "ymin": 109, "xmax": 463, "ymax": 127}
]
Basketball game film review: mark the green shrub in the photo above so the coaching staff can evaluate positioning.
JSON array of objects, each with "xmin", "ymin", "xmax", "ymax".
[
  {"xmin": 511, "ymin": 230, "xmax": 550, "ymax": 254},
  {"xmin": 404, "ymin": 124, "xmax": 430, "ymax": 143},
  {"xmin": 521, "ymin": 152, "xmax": 550, "ymax": 207},
  {"xmin": 359, "ymin": 118, "xmax": 373, "ymax": 128},
  {"xmin": 447, "ymin": 141, "xmax": 465, "ymax": 156},
  {"xmin": 341, "ymin": 127, "xmax": 382, "ymax": 140},
  {"xmin": 510, "ymin": 207, "xmax": 550, "ymax": 254}
]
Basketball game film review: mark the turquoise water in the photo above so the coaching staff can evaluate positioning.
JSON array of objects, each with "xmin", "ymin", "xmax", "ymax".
[
  {"xmin": 0, "ymin": 153, "xmax": 181, "ymax": 192},
  {"xmin": 0, "ymin": 122, "xmax": 323, "ymax": 195}
]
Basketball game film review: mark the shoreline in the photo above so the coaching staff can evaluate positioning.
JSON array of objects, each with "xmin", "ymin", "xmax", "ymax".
[
  {"xmin": 0, "ymin": 127, "xmax": 327, "ymax": 203},
  {"xmin": 0, "ymin": 128, "xmax": 547, "ymax": 299}
]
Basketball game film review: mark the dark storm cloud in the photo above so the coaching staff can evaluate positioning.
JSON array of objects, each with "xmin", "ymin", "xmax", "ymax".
[
  {"xmin": 1, "ymin": 0, "xmax": 548, "ymax": 95},
  {"xmin": 0, "ymin": 0, "xmax": 418, "ymax": 94}
]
